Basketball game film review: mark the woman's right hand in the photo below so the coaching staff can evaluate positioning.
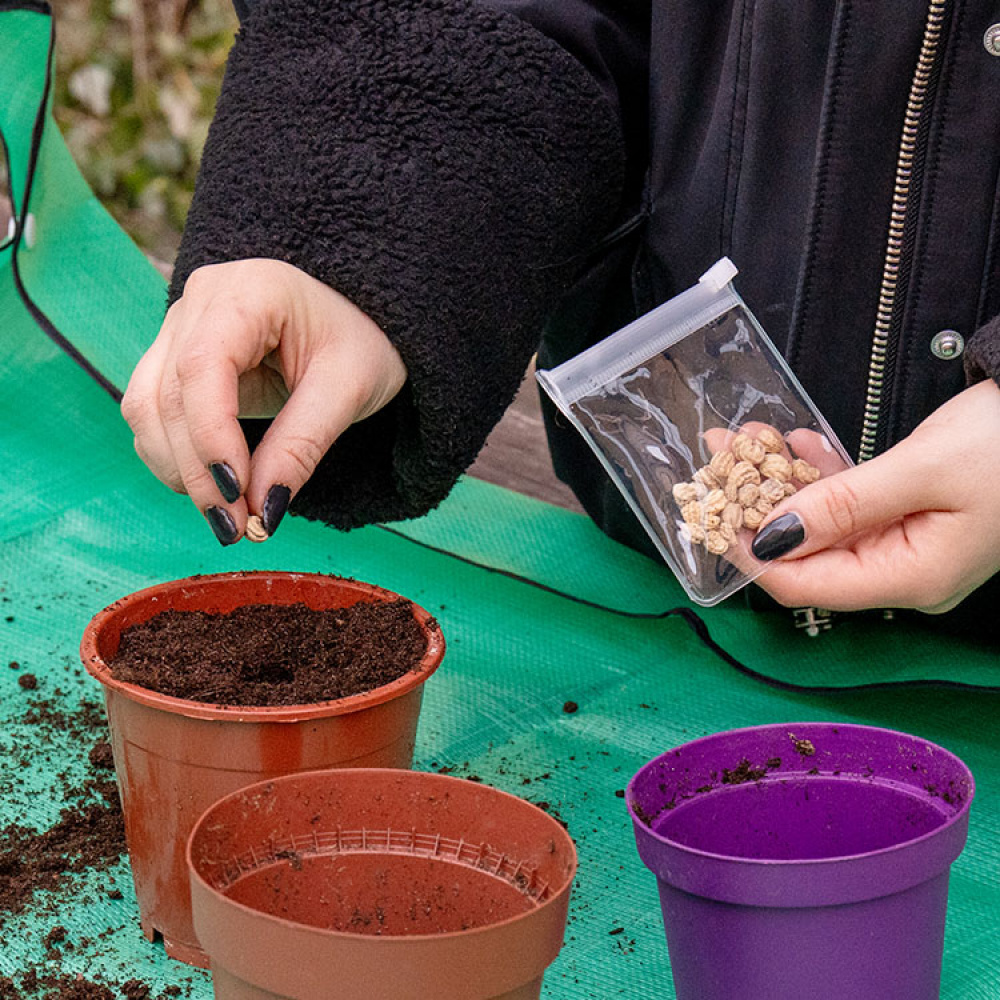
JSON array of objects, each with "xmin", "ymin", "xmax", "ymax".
[{"xmin": 121, "ymin": 258, "xmax": 407, "ymax": 544}]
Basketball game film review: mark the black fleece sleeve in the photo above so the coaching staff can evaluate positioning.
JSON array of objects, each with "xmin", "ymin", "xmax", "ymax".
[
  {"xmin": 964, "ymin": 315, "xmax": 1000, "ymax": 389},
  {"xmin": 169, "ymin": 0, "xmax": 627, "ymax": 529}
]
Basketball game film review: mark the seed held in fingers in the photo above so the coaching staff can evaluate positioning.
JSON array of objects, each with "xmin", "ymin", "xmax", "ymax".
[{"xmin": 245, "ymin": 515, "xmax": 269, "ymax": 543}]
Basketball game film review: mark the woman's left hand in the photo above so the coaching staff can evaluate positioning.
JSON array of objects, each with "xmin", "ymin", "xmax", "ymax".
[{"xmin": 750, "ymin": 379, "xmax": 1000, "ymax": 613}]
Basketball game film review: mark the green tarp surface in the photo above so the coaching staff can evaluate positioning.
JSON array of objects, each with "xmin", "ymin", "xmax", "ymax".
[{"xmin": 2, "ymin": 5, "xmax": 998, "ymax": 997}]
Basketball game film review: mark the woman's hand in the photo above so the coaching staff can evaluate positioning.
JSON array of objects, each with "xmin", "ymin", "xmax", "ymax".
[
  {"xmin": 751, "ymin": 379, "xmax": 1000, "ymax": 613},
  {"xmin": 121, "ymin": 259, "xmax": 407, "ymax": 544}
]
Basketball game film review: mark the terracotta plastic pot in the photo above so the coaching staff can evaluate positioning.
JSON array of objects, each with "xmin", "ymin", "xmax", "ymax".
[
  {"xmin": 187, "ymin": 768, "xmax": 577, "ymax": 999},
  {"xmin": 81, "ymin": 571, "xmax": 445, "ymax": 969},
  {"xmin": 627, "ymin": 722, "xmax": 975, "ymax": 1000}
]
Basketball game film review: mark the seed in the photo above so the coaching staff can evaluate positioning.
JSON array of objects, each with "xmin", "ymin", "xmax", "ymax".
[{"xmin": 245, "ymin": 515, "xmax": 269, "ymax": 543}]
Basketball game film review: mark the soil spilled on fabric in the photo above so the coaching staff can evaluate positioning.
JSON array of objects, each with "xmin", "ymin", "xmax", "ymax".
[
  {"xmin": 0, "ymin": 742, "xmax": 124, "ymax": 923},
  {"xmin": 0, "ymin": 696, "xmax": 181, "ymax": 997},
  {"xmin": 108, "ymin": 600, "xmax": 430, "ymax": 706}
]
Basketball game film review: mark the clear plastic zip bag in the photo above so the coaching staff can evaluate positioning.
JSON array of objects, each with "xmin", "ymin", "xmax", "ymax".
[{"xmin": 536, "ymin": 259, "xmax": 853, "ymax": 606}]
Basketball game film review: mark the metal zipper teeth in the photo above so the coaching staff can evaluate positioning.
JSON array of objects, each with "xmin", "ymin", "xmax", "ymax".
[{"xmin": 857, "ymin": 0, "xmax": 948, "ymax": 462}]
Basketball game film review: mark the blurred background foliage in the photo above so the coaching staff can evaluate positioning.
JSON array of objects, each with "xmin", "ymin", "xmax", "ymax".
[{"xmin": 52, "ymin": 0, "xmax": 238, "ymax": 269}]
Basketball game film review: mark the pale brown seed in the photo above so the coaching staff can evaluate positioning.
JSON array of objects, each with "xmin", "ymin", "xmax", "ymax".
[
  {"xmin": 680, "ymin": 522, "xmax": 707, "ymax": 545},
  {"xmin": 759, "ymin": 478, "xmax": 787, "ymax": 505},
  {"xmin": 719, "ymin": 521, "xmax": 737, "ymax": 544},
  {"xmin": 693, "ymin": 465, "xmax": 721, "ymax": 488},
  {"xmin": 708, "ymin": 450, "xmax": 736, "ymax": 479},
  {"xmin": 672, "ymin": 482, "xmax": 702, "ymax": 504},
  {"xmin": 732, "ymin": 434, "xmax": 767, "ymax": 465},
  {"xmin": 758, "ymin": 453, "xmax": 793, "ymax": 482},
  {"xmin": 702, "ymin": 488, "xmax": 727, "ymax": 514},
  {"xmin": 756, "ymin": 426, "xmax": 785, "ymax": 453},
  {"xmin": 680, "ymin": 500, "xmax": 703, "ymax": 525},
  {"xmin": 791, "ymin": 458, "xmax": 822, "ymax": 484},
  {"xmin": 743, "ymin": 506, "xmax": 767, "ymax": 530},
  {"xmin": 737, "ymin": 483, "xmax": 761, "ymax": 507},
  {"xmin": 730, "ymin": 432, "xmax": 751, "ymax": 456},
  {"xmin": 705, "ymin": 530, "xmax": 730, "ymax": 555},
  {"xmin": 722, "ymin": 502, "xmax": 744, "ymax": 529},
  {"xmin": 728, "ymin": 461, "xmax": 761, "ymax": 491},
  {"xmin": 245, "ymin": 515, "xmax": 269, "ymax": 543}
]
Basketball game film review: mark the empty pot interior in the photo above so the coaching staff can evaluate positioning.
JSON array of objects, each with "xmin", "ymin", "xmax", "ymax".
[
  {"xmin": 654, "ymin": 775, "xmax": 950, "ymax": 860},
  {"xmin": 630, "ymin": 723, "xmax": 973, "ymax": 862},
  {"xmin": 189, "ymin": 769, "xmax": 576, "ymax": 936},
  {"xmin": 222, "ymin": 850, "xmax": 536, "ymax": 934}
]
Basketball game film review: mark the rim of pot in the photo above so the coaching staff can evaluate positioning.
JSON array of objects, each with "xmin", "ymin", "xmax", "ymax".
[
  {"xmin": 626, "ymin": 720, "xmax": 976, "ymax": 867},
  {"xmin": 186, "ymin": 768, "xmax": 578, "ymax": 943},
  {"xmin": 80, "ymin": 571, "xmax": 446, "ymax": 722}
]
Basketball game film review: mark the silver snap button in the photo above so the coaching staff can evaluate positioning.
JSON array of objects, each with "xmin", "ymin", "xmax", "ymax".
[
  {"xmin": 930, "ymin": 329, "xmax": 965, "ymax": 360},
  {"xmin": 985, "ymin": 23, "xmax": 1000, "ymax": 56}
]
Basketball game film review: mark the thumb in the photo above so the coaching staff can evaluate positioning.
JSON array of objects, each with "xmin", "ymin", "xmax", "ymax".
[{"xmin": 750, "ymin": 443, "xmax": 935, "ymax": 562}]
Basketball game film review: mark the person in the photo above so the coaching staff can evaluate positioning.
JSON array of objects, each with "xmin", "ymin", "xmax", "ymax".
[{"xmin": 121, "ymin": 0, "xmax": 1000, "ymax": 635}]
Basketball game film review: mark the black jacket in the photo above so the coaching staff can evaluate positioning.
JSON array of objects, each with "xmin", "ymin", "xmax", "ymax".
[{"xmin": 171, "ymin": 0, "xmax": 1000, "ymax": 621}]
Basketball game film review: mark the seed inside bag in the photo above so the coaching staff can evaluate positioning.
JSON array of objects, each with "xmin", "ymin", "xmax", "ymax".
[
  {"xmin": 536, "ymin": 258, "xmax": 853, "ymax": 606},
  {"xmin": 673, "ymin": 426, "xmax": 820, "ymax": 556}
]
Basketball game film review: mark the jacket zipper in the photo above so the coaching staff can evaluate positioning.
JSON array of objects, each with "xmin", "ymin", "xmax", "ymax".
[{"xmin": 857, "ymin": 0, "xmax": 948, "ymax": 462}]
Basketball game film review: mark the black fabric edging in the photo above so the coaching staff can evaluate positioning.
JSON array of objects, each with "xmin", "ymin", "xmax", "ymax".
[{"xmin": 5, "ymin": 2, "xmax": 124, "ymax": 403}]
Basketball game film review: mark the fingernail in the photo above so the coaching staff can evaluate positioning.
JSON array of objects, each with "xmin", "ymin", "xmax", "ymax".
[
  {"xmin": 262, "ymin": 484, "xmax": 291, "ymax": 537},
  {"xmin": 751, "ymin": 512, "xmax": 805, "ymax": 561},
  {"xmin": 209, "ymin": 462, "xmax": 241, "ymax": 503},
  {"xmin": 205, "ymin": 506, "xmax": 238, "ymax": 546}
]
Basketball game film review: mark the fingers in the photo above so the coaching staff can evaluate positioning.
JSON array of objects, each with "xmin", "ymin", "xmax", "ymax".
[
  {"xmin": 784, "ymin": 428, "xmax": 850, "ymax": 478},
  {"xmin": 244, "ymin": 288, "xmax": 407, "ymax": 536},
  {"xmin": 750, "ymin": 439, "xmax": 938, "ymax": 565},
  {"xmin": 123, "ymin": 259, "xmax": 408, "ymax": 545},
  {"xmin": 754, "ymin": 536, "xmax": 909, "ymax": 611},
  {"xmin": 122, "ymin": 327, "xmax": 186, "ymax": 493},
  {"xmin": 753, "ymin": 513, "xmax": 979, "ymax": 613},
  {"xmin": 123, "ymin": 269, "xmax": 273, "ymax": 544},
  {"xmin": 245, "ymin": 348, "xmax": 390, "ymax": 534},
  {"xmin": 159, "ymin": 370, "xmax": 249, "ymax": 544}
]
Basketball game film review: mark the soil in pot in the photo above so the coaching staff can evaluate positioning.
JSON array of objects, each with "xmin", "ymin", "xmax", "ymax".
[
  {"xmin": 108, "ymin": 600, "xmax": 428, "ymax": 706},
  {"xmin": 82, "ymin": 572, "xmax": 446, "ymax": 968}
]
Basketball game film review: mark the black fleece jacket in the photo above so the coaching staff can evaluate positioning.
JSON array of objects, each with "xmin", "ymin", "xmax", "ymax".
[
  {"xmin": 171, "ymin": 0, "xmax": 1000, "ymax": 624},
  {"xmin": 169, "ymin": 0, "xmax": 624, "ymax": 527}
]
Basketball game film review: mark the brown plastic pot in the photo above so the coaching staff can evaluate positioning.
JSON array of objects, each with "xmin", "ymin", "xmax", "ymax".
[
  {"xmin": 80, "ymin": 571, "xmax": 445, "ymax": 969},
  {"xmin": 187, "ymin": 768, "xmax": 577, "ymax": 1000}
]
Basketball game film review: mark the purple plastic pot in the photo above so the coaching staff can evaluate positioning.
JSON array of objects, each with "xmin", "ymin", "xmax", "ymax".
[{"xmin": 627, "ymin": 722, "xmax": 974, "ymax": 1000}]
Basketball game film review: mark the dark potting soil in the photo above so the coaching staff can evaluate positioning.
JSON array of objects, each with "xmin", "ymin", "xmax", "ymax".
[
  {"xmin": 0, "ymin": 763, "xmax": 125, "ymax": 923},
  {"xmin": 721, "ymin": 758, "xmax": 770, "ymax": 785},
  {"xmin": 16, "ymin": 971, "xmax": 114, "ymax": 999},
  {"xmin": 109, "ymin": 600, "xmax": 430, "ymax": 707},
  {"xmin": 1, "ymin": 700, "xmax": 125, "ymax": 927},
  {"xmin": 2, "ymin": 970, "xmax": 180, "ymax": 1000},
  {"xmin": 1, "ymin": 650, "xmax": 188, "ymax": 999}
]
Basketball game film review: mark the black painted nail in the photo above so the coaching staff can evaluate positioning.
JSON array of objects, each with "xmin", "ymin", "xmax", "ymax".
[
  {"xmin": 751, "ymin": 512, "xmax": 805, "ymax": 561},
  {"xmin": 209, "ymin": 462, "xmax": 241, "ymax": 504},
  {"xmin": 205, "ymin": 506, "xmax": 238, "ymax": 546},
  {"xmin": 262, "ymin": 484, "xmax": 292, "ymax": 537}
]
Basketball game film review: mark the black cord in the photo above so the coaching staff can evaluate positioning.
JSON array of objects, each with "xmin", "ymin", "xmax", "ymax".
[{"xmin": 374, "ymin": 523, "xmax": 1000, "ymax": 695}]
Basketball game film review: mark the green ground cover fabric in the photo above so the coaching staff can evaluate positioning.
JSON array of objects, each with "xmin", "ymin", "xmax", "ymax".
[{"xmin": 2, "ymin": 5, "xmax": 999, "ymax": 997}]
